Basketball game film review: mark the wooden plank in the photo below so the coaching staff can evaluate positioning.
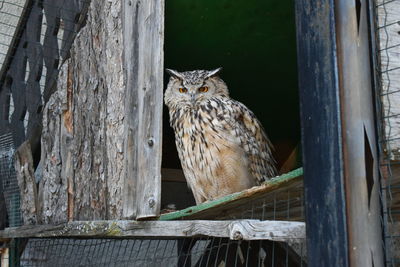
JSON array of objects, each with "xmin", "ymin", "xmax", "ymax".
[
  {"xmin": 14, "ymin": 141, "xmax": 39, "ymax": 225},
  {"xmin": 122, "ymin": 0, "xmax": 164, "ymax": 219},
  {"xmin": 122, "ymin": 0, "xmax": 139, "ymax": 219},
  {"xmin": 294, "ymin": 0, "xmax": 349, "ymax": 266},
  {"xmin": 0, "ymin": 220, "xmax": 305, "ymax": 242},
  {"xmin": 336, "ymin": 1, "xmax": 384, "ymax": 265},
  {"xmin": 159, "ymin": 168, "xmax": 303, "ymax": 221}
]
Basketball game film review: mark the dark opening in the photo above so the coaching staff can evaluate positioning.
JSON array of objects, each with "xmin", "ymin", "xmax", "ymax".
[
  {"xmin": 364, "ymin": 126, "xmax": 374, "ymax": 209},
  {"xmin": 355, "ymin": 0, "xmax": 362, "ymax": 34},
  {"xmin": 162, "ymin": 0, "xmax": 300, "ymax": 210}
]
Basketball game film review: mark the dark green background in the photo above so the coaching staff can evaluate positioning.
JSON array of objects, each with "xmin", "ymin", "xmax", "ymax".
[{"xmin": 163, "ymin": 0, "xmax": 300, "ymax": 168}]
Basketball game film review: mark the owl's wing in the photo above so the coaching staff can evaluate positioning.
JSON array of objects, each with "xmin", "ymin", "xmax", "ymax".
[{"xmin": 223, "ymin": 99, "xmax": 277, "ymax": 183}]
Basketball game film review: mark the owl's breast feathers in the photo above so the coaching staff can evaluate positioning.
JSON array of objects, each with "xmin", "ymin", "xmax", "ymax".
[{"xmin": 169, "ymin": 96, "xmax": 277, "ymax": 203}]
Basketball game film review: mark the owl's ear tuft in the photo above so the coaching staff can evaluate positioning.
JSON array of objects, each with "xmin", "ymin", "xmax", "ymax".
[
  {"xmin": 166, "ymin": 69, "xmax": 184, "ymax": 79},
  {"xmin": 207, "ymin": 67, "xmax": 223, "ymax": 78}
]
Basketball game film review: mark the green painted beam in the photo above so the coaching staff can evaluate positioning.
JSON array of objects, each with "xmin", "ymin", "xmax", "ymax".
[{"xmin": 159, "ymin": 167, "xmax": 303, "ymax": 221}]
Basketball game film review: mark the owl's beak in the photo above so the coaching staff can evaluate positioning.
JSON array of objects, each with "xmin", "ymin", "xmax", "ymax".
[{"xmin": 190, "ymin": 93, "xmax": 196, "ymax": 104}]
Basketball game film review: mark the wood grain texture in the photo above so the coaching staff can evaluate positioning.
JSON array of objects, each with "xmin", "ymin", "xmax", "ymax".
[
  {"xmin": 0, "ymin": 220, "xmax": 305, "ymax": 242},
  {"xmin": 336, "ymin": 1, "xmax": 384, "ymax": 265},
  {"xmin": 14, "ymin": 141, "xmax": 39, "ymax": 225},
  {"xmin": 122, "ymin": 0, "xmax": 164, "ymax": 219},
  {"xmin": 39, "ymin": 0, "xmax": 125, "ymax": 221},
  {"xmin": 40, "ymin": 88, "xmax": 68, "ymax": 224}
]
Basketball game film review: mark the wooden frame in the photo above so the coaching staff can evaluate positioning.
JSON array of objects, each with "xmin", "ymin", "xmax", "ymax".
[{"xmin": 0, "ymin": 220, "xmax": 305, "ymax": 242}]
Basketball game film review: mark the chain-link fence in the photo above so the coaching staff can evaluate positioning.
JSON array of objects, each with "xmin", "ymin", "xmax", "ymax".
[
  {"xmin": 0, "ymin": 132, "xmax": 21, "ymax": 227},
  {"xmin": 375, "ymin": 0, "xmax": 400, "ymax": 265},
  {"xmin": 19, "ymin": 237, "xmax": 306, "ymax": 267}
]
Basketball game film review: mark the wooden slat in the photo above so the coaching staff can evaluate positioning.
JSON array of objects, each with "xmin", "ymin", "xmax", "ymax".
[
  {"xmin": 0, "ymin": 220, "xmax": 305, "ymax": 242},
  {"xmin": 122, "ymin": 0, "xmax": 164, "ymax": 220},
  {"xmin": 159, "ymin": 168, "xmax": 303, "ymax": 221}
]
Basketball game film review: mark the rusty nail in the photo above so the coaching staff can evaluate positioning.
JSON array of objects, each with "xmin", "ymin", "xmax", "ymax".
[
  {"xmin": 148, "ymin": 198, "xmax": 155, "ymax": 207},
  {"xmin": 148, "ymin": 138, "xmax": 154, "ymax": 147},
  {"xmin": 233, "ymin": 231, "xmax": 243, "ymax": 240}
]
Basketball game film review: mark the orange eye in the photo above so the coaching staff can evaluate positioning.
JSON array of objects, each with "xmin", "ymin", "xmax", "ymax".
[
  {"xmin": 179, "ymin": 88, "xmax": 188, "ymax": 93},
  {"xmin": 198, "ymin": 86, "xmax": 209, "ymax": 93}
]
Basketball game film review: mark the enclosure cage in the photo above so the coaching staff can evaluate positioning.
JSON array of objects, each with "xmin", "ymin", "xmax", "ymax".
[{"xmin": 0, "ymin": 0, "xmax": 396, "ymax": 266}]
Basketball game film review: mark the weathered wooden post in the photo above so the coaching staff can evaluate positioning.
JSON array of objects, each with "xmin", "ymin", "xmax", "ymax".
[{"xmin": 122, "ymin": 0, "xmax": 164, "ymax": 220}]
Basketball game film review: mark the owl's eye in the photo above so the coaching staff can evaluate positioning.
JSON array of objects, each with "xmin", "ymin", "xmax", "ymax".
[
  {"xmin": 198, "ymin": 86, "xmax": 209, "ymax": 93},
  {"xmin": 179, "ymin": 88, "xmax": 188, "ymax": 93}
]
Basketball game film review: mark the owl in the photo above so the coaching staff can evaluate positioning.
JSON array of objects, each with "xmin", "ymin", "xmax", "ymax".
[{"xmin": 164, "ymin": 68, "xmax": 277, "ymax": 204}]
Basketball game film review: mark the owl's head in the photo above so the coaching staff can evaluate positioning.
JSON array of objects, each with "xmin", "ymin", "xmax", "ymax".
[{"xmin": 164, "ymin": 68, "xmax": 229, "ymax": 108}]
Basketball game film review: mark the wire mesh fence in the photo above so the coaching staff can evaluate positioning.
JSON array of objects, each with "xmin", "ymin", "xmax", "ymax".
[
  {"xmin": 375, "ymin": 0, "xmax": 400, "ymax": 265},
  {"xmin": 0, "ymin": 132, "xmax": 21, "ymax": 227},
  {"xmin": 233, "ymin": 185, "xmax": 304, "ymax": 222},
  {"xmin": 0, "ymin": 0, "xmax": 90, "ymax": 149},
  {"xmin": 0, "ymin": 0, "xmax": 89, "ymax": 227},
  {"xmin": 18, "ymin": 237, "xmax": 306, "ymax": 267}
]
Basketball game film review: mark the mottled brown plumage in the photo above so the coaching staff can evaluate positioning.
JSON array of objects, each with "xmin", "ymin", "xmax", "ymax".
[{"xmin": 164, "ymin": 68, "xmax": 277, "ymax": 204}]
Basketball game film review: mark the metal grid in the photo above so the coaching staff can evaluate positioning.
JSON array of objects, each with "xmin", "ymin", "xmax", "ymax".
[
  {"xmin": 0, "ymin": 132, "xmax": 21, "ymax": 227},
  {"xmin": 19, "ymin": 237, "xmax": 306, "ymax": 267},
  {"xmin": 0, "ymin": 0, "xmax": 90, "ymax": 148},
  {"xmin": 0, "ymin": 0, "xmax": 26, "ymax": 71},
  {"xmin": 233, "ymin": 185, "xmax": 304, "ymax": 222},
  {"xmin": 375, "ymin": 0, "xmax": 400, "ymax": 265}
]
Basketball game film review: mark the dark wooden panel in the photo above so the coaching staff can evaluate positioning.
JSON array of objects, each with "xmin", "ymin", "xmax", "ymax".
[{"xmin": 295, "ymin": 0, "xmax": 349, "ymax": 266}]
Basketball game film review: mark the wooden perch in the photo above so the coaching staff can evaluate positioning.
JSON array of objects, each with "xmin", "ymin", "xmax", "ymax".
[
  {"xmin": 159, "ymin": 168, "xmax": 304, "ymax": 221},
  {"xmin": 0, "ymin": 219, "xmax": 305, "ymax": 242},
  {"xmin": 14, "ymin": 141, "xmax": 40, "ymax": 225}
]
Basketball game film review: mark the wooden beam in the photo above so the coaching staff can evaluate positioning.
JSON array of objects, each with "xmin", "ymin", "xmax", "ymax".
[
  {"xmin": 122, "ymin": 0, "xmax": 164, "ymax": 220},
  {"xmin": 0, "ymin": 220, "xmax": 305, "ymax": 242},
  {"xmin": 295, "ymin": 0, "xmax": 349, "ymax": 266},
  {"xmin": 0, "ymin": 0, "xmax": 33, "ymax": 88}
]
